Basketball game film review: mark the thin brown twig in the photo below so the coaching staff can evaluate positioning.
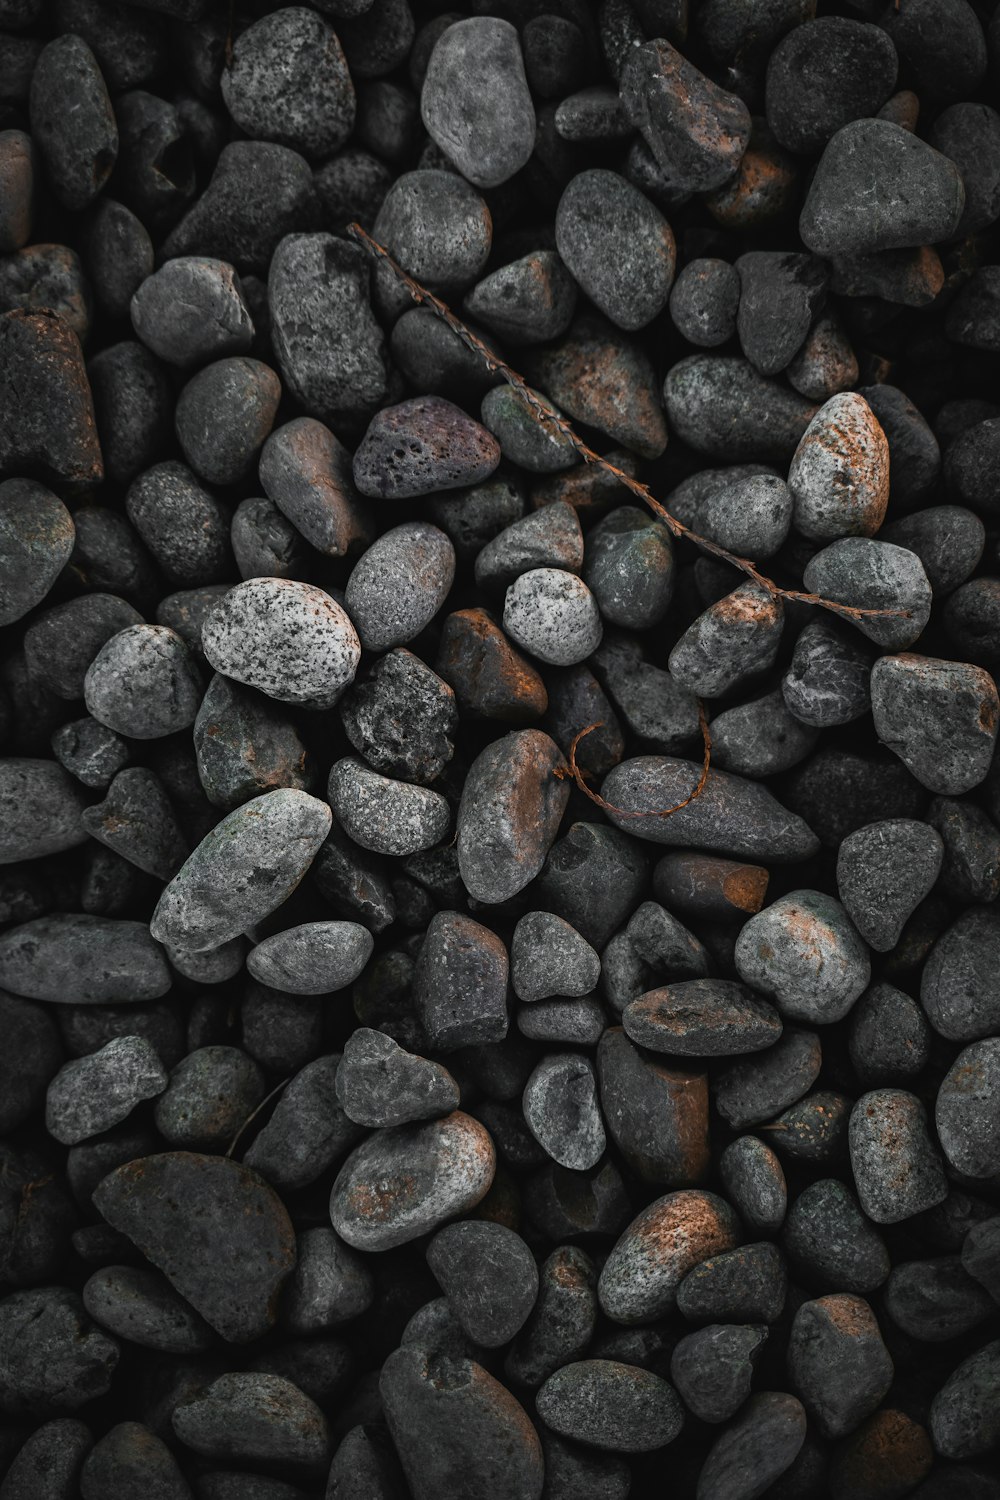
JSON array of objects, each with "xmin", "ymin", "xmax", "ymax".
[
  {"xmin": 226, "ymin": 1076, "xmax": 290, "ymax": 1159},
  {"xmin": 346, "ymin": 222, "xmax": 906, "ymax": 626},
  {"xmin": 554, "ymin": 705, "xmax": 712, "ymax": 820}
]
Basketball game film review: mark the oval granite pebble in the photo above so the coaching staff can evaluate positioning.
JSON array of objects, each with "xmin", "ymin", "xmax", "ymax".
[
  {"xmin": 247, "ymin": 921, "xmax": 373, "ymax": 994},
  {"xmin": 536, "ymin": 1359, "xmax": 684, "ymax": 1453},
  {"xmin": 599, "ymin": 1190, "xmax": 741, "ymax": 1325},
  {"xmin": 0, "ymin": 914, "xmax": 170, "ymax": 1004}
]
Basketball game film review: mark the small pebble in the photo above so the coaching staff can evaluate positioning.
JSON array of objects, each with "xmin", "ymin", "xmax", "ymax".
[
  {"xmin": 536, "ymin": 1359, "xmax": 684, "ymax": 1453},
  {"xmin": 849, "ymin": 1089, "xmax": 949, "ymax": 1223},
  {"xmin": 420, "ymin": 18, "xmax": 535, "ymax": 188},
  {"xmin": 426, "ymin": 1221, "xmax": 538, "ymax": 1347},
  {"xmin": 787, "ymin": 1294, "xmax": 894, "ymax": 1439}
]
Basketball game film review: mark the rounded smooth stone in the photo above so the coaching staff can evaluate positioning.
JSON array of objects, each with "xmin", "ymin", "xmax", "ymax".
[
  {"xmin": 457, "ymin": 729, "xmax": 570, "ymax": 905},
  {"xmin": 596, "ymin": 1028, "xmax": 710, "ymax": 1188},
  {"xmin": 676, "ymin": 1241, "xmax": 787, "ymax": 1325},
  {"xmin": 372, "ymin": 168, "xmax": 492, "ymax": 310},
  {"xmin": 735, "ymin": 890, "xmax": 870, "ymax": 1025},
  {"xmin": 871, "ymin": 654, "xmax": 999, "ymax": 795},
  {"xmin": 555, "ymin": 170, "xmax": 675, "ymax": 332},
  {"xmin": 598, "ymin": 1190, "xmax": 740, "ymax": 1325},
  {"xmin": 881, "ymin": 506, "xmax": 984, "ymax": 597},
  {"xmin": 803, "ymin": 538, "xmax": 933, "ymax": 651},
  {"xmin": 522, "ymin": 1052, "xmax": 606, "ymax": 1171},
  {"xmin": 0, "ymin": 1288, "xmax": 119, "ymax": 1416},
  {"xmin": 221, "ymin": 7, "xmax": 354, "ymax": 158},
  {"xmin": 718, "ymin": 1136, "xmax": 787, "ymax": 1235},
  {"xmin": 670, "ymin": 1324, "xmax": 769, "ymax": 1425},
  {"xmin": 836, "ymin": 819, "xmax": 944, "ymax": 952},
  {"xmin": 345, "ymin": 523, "xmax": 455, "ymax": 652},
  {"xmin": 80, "ymin": 1422, "xmax": 192, "ymax": 1500},
  {"xmin": 671, "ymin": 471, "xmax": 793, "ymax": 561},
  {"xmin": 935, "ymin": 1040, "xmax": 1000, "ymax": 1179},
  {"xmin": 130, "ymin": 257, "xmax": 253, "ymax": 368},
  {"xmin": 153, "ymin": 1045, "xmax": 267, "ymax": 1150},
  {"xmin": 0, "ymin": 914, "xmax": 169, "ymax": 1005},
  {"xmin": 503, "ymin": 568, "xmax": 602, "ymax": 667},
  {"xmin": 0, "ymin": 1418, "xmax": 92, "ymax": 1498},
  {"xmin": 511, "ymin": 910, "xmax": 600, "ymax": 1003},
  {"xmin": 475, "ymin": 504, "xmax": 584, "ymax": 595},
  {"xmin": 29, "ymin": 34, "xmax": 117, "ymax": 211},
  {"xmin": 328, "ymin": 758, "xmax": 450, "ymax": 857},
  {"xmin": 781, "ymin": 619, "xmax": 872, "ymax": 728},
  {"xmin": 193, "ymin": 672, "xmax": 312, "ymax": 812},
  {"xmin": 930, "ymin": 1342, "xmax": 1000, "ymax": 1460},
  {"xmin": 849, "ymin": 1090, "xmax": 948, "ymax": 1223},
  {"xmin": 380, "ymin": 1347, "xmax": 543, "ymax": 1500},
  {"xmin": 125, "ymin": 463, "xmax": 230, "ymax": 588},
  {"xmin": 248, "ymin": 922, "xmax": 373, "ymax": 995},
  {"xmin": 150, "ymin": 789, "xmax": 332, "ymax": 952},
  {"xmin": 353, "ymin": 396, "xmax": 501, "ymax": 500},
  {"xmin": 330, "ymin": 1112, "xmax": 496, "ymax": 1251},
  {"xmin": 884, "ymin": 1258, "xmax": 996, "ymax": 1344},
  {"xmin": 697, "ymin": 1392, "xmax": 808, "ymax": 1500},
  {"xmin": 45, "ymin": 1035, "xmax": 167, "ymax": 1146},
  {"xmin": 765, "ymin": 18, "xmax": 898, "ymax": 155},
  {"xmin": 787, "ymin": 1294, "xmax": 893, "ymax": 1440},
  {"xmin": 782, "ymin": 1179, "xmax": 890, "ymax": 1294},
  {"xmin": 172, "ymin": 1372, "xmax": 329, "ymax": 1470},
  {"xmin": 421, "ymin": 18, "xmax": 536, "ymax": 189},
  {"xmin": 480, "ymin": 385, "xmax": 579, "ymax": 475},
  {"xmin": 536, "ymin": 1360, "xmax": 683, "ymax": 1453},
  {"xmin": 788, "ymin": 393, "xmax": 889, "ymax": 542},
  {"xmin": 281, "ymin": 1226, "xmax": 373, "ymax": 1334},
  {"xmin": 583, "ymin": 507, "xmax": 674, "ymax": 629},
  {"xmin": 426, "ymin": 1221, "xmax": 539, "ymax": 1347},
  {"xmin": 664, "ymin": 355, "xmax": 815, "ymax": 464},
  {"xmin": 82, "ymin": 1263, "xmax": 214, "ymax": 1354},
  {"xmin": 0, "ymin": 308, "xmax": 103, "ymax": 489},
  {"xmin": 0, "ymin": 478, "xmax": 75, "ymax": 626},
  {"xmin": 202, "ymin": 578, "xmax": 361, "ymax": 709},
  {"xmin": 92, "ymin": 1152, "xmax": 296, "ymax": 1344},
  {"xmin": 175, "ymin": 357, "xmax": 281, "ymax": 487},
  {"xmin": 849, "ymin": 981, "xmax": 932, "ymax": 1085},
  {"xmin": 623, "ymin": 979, "xmax": 781, "ymax": 1058},
  {"xmin": 922, "ymin": 908, "xmax": 1000, "ymax": 1042},
  {"xmin": 464, "ymin": 250, "xmax": 577, "ymax": 346},
  {"xmin": 669, "ymin": 258, "xmax": 740, "ymax": 348},
  {"xmin": 0, "ymin": 758, "xmax": 88, "ymax": 864},
  {"xmin": 84, "ymin": 625, "xmax": 202, "ymax": 740},
  {"xmin": 713, "ymin": 1028, "xmax": 822, "ymax": 1132}
]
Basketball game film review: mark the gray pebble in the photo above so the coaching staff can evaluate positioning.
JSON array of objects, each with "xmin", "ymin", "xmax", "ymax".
[
  {"xmin": 328, "ymin": 757, "xmax": 450, "ymax": 857},
  {"xmin": 697, "ymin": 1392, "xmax": 807, "ymax": 1500},
  {"xmin": 421, "ymin": 18, "xmax": 535, "ymax": 188},
  {"xmin": 0, "ymin": 914, "xmax": 170, "ymax": 1004},
  {"xmin": 669, "ymin": 258, "xmax": 740, "ymax": 348},
  {"xmin": 84, "ymin": 625, "xmax": 203, "ymax": 740},
  {"xmin": 930, "ymin": 1341, "xmax": 1000, "ymax": 1460},
  {"xmin": 481, "ymin": 385, "xmax": 579, "ymax": 475},
  {"xmin": 935, "ymin": 1039, "xmax": 1000, "ymax": 1179},
  {"xmin": 620, "ymin": 38, "xmax": 750, "ymax": 194},
  {"xmin": 130, "ymin": 257, "xmax": 252, "ymax": 368},
  {"xmin": 511, "ymin": 910, "xmax": 600, "ymax": 1003},
  {"xmin": 718, "ymin": 1136, "xmax": 787, "ymax": 1235},
  {"xmin": 783, "ymin": 1178, "xmax": 890, "ymax": 1294},
  {"xmin": 848, "ymin": 981, "xmax": 932, "ymax": 1085},
  {"xmin": 282, "ymin": 1226, "xmax": 373, "ymax": 1335},
  {"xmin": 475, "ymin": 502, "xmax": 583, "ymax": 595},
  {"xmin": 248, "ymin": 922, "xmax": 373, "ymax": 995},
  {"xmin": 871, "ymin": 654, "xmax": 999, "ymax": 795},
  {"xmin": 0, "ymin": 1288, "xmax": 119, "ymax": 1415},
  {"xmin": 922, "ymin": 908, "xmax": 1000, "ymax": 1042},
  {"xmin": 93, "ymin": 1152, "xmax": 296, "ymax": 1344},
  {"xmin": 427, "ymin": 1221, "xmax": 538, "ymax": 1348},
  {"xmin": 885, "ymin": 1257, "xmax": 996, "ymax": 1344},
  {"xmin": 525, "ymin": 317, "xmax": 668, "ymax": 460},
  {"xmin": 51, "ymin": 716, "xmax": 131, "ymax": 791},
  {"xmin": 708, "ymin": 689, "xmax": 818, "ymax": 777},
  {"xmin": 677, "ymin": 1240, "xmax": 787, "ymax": 1325},
  {"xmin": 153, "ymin": 1045, "xmax": 267, "ymax": 1149},
  {"xmin": 735, "ymin": 250, "xmax": 828, "ymax": 377},
  {"xmin": 330, "ymin": 1111, "xmax": 495, "ymax": 1251},
  {"xmin": 353, "ymin": 396, "xmax": 501, "ymax": 500},
  {"xmin": 0, "ymin": 1418, "xmax": 92, "ymax": 1498},
  {"xmin": 536, "ymin": 1360, "xmax": 683, "ymax": 1453},
  {"xmin": 202, "ymin": 578, "xmax": 361, "ymax": 709},
  {"xmin": 45, "ymin": 1035, "xmax": 166, "ymax": 1145},
  {"xmin": 0, "ymin": 477, "xmax": 75, "ymax": 626},
  {"xmin": 836, "ymin": 819, "xmax": 944, "ymax": 951},
  {"xmin": 0, "ymin": 757, "xmax": 87, "ymax": 863},
  {"xmin": 598, "ymin": 1190, "xmax": 740, "ymax": 1325},
  {"xmin": 230, "ymin": 495, "xmax": 307, "ymax": 581},
  {"xmin": 150, "ymin": 788, "xmax": 332, "ymax": 952},
  {"xmin": 803, "ymin": 538, "xmax": 933, "ymax": 651},
  {"xmin": 457, "ymin": 728, "xmax": 570, "ymax": 903},
  {"xmin": 664, "ymin": 355, "xmax": 815, "ymax": 464},
  {"xmin": 849, "ymin": 1090, "xmax": 949, "ymax": 1222},
  {"xmin": 503, "ymin": 568, "xmax": 602, "ymax": 666},
  {"xmin": 222, "ymin": 7, "xmax": 354, "ymax": 158},
  {"xmin": 82, "ymin": 1265, "xmax": 214, "ymax": 1354},
  {"xmin": 518, "ymin": 996, "xmax": 605, "ymax": 1047},
  {"xmin": 335, "ymin": 1027, "xmax": 459, "ymax": 1128},
  {"xmin": 173, "ymin": 1372, "xmax": 329, "ymax": 1470},
  {"xmin": 672, "ymin": 471, "xmax": 792, "ymax": 562},
  {"xmin": 414, "ymin": 910, "xmax": 509, "ymax": 1052},
  {"xmin": 175, "ymin": 356, "xmax": 281, "ymax": 488},
  {"xmin": 787, "ymin": 1294, "xmax": 893, "ymax": 1439},
  {"xmin": 340, "ymin": 648, "xmax": 457, "ymax": 786},
  {"xmin": 669, "ymin": 583, "xmax": 784, "ymax": 698},
  {"xmin": 268, "ymin": 234, "xmax": 388, "ymax": 429},
  {"xmin": 29, "ymin": 34, "xmax": 117, "ymax": 211},
  {"xmin": 464, "ymin": 250, "xmax": 576, "ymax": 346},
  {"xmin": 782, "ymin": 619, "xmax": 872, "ymax": 727},
  {"xmin": 735, "ymin": 889, "xmax": 870, "ymax": 1024},
  {"xmin": 788, "ymin": 392, "xmax": 889, "ymax": 542},
  {"xmin": 556, "ymin": 170, "xmax": 675, "ymax": 332},
  {"xmin": 259, "ymin": 416, "xmax": 372, "ymax": 560},
  {"xmin": 506, "ymin": 1245, "xmax": 596, "ymax": 1390},
  {"xmin": 372, "ymin": 168, "xmax": 491, "ymax": 319},
  {"xmin": 345, "ymin": 522, "xmax": 455, "ymax": 652},
  {"xmin": 194, "ymin": 673, "xmax": 312, "ymax": 812},
  {"xmin": 523, "ymin": 1052, "xmax": 606, "ymax": 1171},
  {"xmin": 584, "ymin": 507, "xmax": 675, "ymax": 629},
  {"xmin": 80, "ymin": 1422, "xmax": 191, "ymax": 1500},
  {"xmin": 670, "ymin": 1325, "xmax": 768, "ymax": 1425},
  {"xmin": 624, "ymin": 979, "xmax": 781, "ymax": 1057},
  {"xmin": 81, "ymin": 767, "xmax": 188, "ymax": 881},
  {"xmin": 244, "ymin": 1054, "xmax": 363, "ymax": 1192},
  {"xmin": 713, "ymin": 1028, "xmax": 822, "ymax": 1131},
  {"xmin": 962, "ymin": 1217, "xmax": 1000, "ymax": 1301},
  {"xmin": 126, "ymin": 463, "xmax": 231, "ymax": 589}
]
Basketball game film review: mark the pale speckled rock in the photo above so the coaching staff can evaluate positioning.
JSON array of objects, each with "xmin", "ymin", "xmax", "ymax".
[
  {"xmin": 0, "ymin": 914, "xmax": 171, "ymax": 1003},
  {"xmin": 329, "ymin": 1111, "xmax": 496, "ymax": 1251},
  {"xmin": 221, "ymin": 7, "xmax": 355, "ymax": 159},
  {"xmin": 511, "ymin": 910, "xmax": 600, "ymax": 1002},
  {"xmin": 669, "ymin": 584, "xmax": 784, "ymax": 698},
  {"xmin": 735, "ymin": 890, "xmax": 870, "ymax": 1025},
  {"xmin": 259, "ymin": 416, "xmax": 374, "ymax": 559},
  {"xmin": 420, "ymin": 18, "xmax": 536, "ymax": 189},
  {"xmin": 84, "ymin": 625, "xmax": 204, "ymax": 740},
  {"xmin": 150, "ymin": 789, "xmax": 332, "ymax": 952},
  {"xmin": 247, "ymin": 921, "xmax": 374, "ymax": 994},
  {"xmin": 92, "ymin": 1152, "xmax": 296, "ymax": 1344},
  {"xmin": 202, "ymin": 578, "xmax": 361, "ymax": 709},
  {"xmin": 871, "ymin": 654, "xmax": 1000, "ymax": 795},
  {"xmin": 503, "ymin": 568, "xmax": 603, "ymax": 667},
  {"xmin": 456, "ymin": 729, "xmax": 570, "ymax": 903},
  {"xmin": 599, "ymin": 758, "xmax": 819, "ymax": 861},
  {"xmin": 0, "ymin": 758, "xmax": 88, "ymax": 863},
  {"xmin": 345, "ymin": 522, "xmax": 455, "ymax": 652},
  {"xmin": 45, "ymin": 1035, "xmax": 167, "ymax": 1145},
  {"xmin": 802, "ymin": 539, "xmax": 932, "ymax": 651},
  {"xmin": 598, "ymin": 1190, "xmax": 741, "ymax": 1325},
  {"xmin": 328, "ymin": 758, "xmax": 450, "ymax": 857},
  {"xmin": 523, "ymin": 1052, "xmax": 606, "ymax": 1170},
  {"xmin": 848, "ymin": 1090, "xmax": 948, "ymax": 1223},
  {"xmin": 788, "ymin": 392, "xmax": 889, "ymax": 542}
]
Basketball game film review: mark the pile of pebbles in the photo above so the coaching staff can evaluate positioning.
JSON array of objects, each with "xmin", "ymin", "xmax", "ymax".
[{"xmin": 4, "ymin": 0, "xmax": 1000, "ymax": 1496}]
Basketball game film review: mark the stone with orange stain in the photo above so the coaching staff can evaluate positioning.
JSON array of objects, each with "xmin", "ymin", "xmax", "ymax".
[
  {"xmin": 788, "ymin": 1293, "xmax": 893, "ymax": 1439},
  {"xmin": 457, "ymin": 728, "xmax": 570, "ymax": 902},
  {"xmin": 653, "ymin": 851, "xmax": 769, "ymax": 921},
  {"xmin": 330, "ymin": 1110, "xmax": 495, "ymax": 1251},
  {"xmin": 735, "ymin": 889, "xmax": 870, "ymax": 1025},
  {"xmin": 788, "ymin": 391, "xmax": 889, "ymax": 543},
  {"xmin": 194, "ymin": 672, "xmax": 312, "ymax": 812},
  {"xmin": 437, "ymin": 607, "xmax": 548, "ymax": 723},
  {"xmin": 598, "ymin": 1188, "xmax": 741, "ymax": 1324},
  {"xmin": 620, "ymin": 38, "xmax": 750, "ymax": 194},
  {"xmin": 872, "ymin": 653, "xmax": 1000, "ymax": 796},
  {"xmin": 524, "ymin": 317, "xmax": 668, "ymax": 460},
  {"xmin": 623, "ymin": 978, "xmax": 781, "ymax": 1058},
  {"xmin": 506, "ymin": 1245, "xmax": 596, "ymax": 1389},
  {"xmin": 935, "ymin": 1038, "xmax": 1000, "ymax": 1179}
]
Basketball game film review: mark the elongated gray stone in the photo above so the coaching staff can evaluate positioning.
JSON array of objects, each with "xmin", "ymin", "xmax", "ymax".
[
  {"xmin": 0, "ymin": 915, "xmax": 170, "ymax": 1003},
  {"xmin": 150, "ymin": 789, "xmax": 332, "ymax": 952},
  {"xmin": 457, "ymin": 729, "xmax": 570, "ymax": 903},
  {"xmin": 0, "ymin": 757, "xmax": 88, "ymax": 863}
]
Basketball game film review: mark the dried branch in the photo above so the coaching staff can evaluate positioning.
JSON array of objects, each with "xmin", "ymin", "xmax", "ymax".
[
  {"xmin": 346, "ymin": 221, "xmax": 905, "ymax": 626},
  {"xmin": 554, "ymin": 704, "xmax": 712, "ymax": 820}
]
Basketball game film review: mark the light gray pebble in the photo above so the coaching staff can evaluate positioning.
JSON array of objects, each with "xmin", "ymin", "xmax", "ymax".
[
  {"xmin": 788, "ymin": 392, "xmax": 889, "ymax": 542},
  {"xmin": 130, "ymin": 257, "xmax": 253, "ymax": 368},
  {"xmin": 584, "ymin": 507, "xmax": 675, "ymax": 629},
  {"xmin": 421, "ymin": 17, "xmax": 535, "ymax": 188},
  {"xmin": 511, "ymin": 910, "xmax": 601, "ymax": 1002},
  {"xmin": 523, "ymin": 1052, "xmax": 606, "ymax": 1171},
  {"xmin": 328, "ymin": 757, "xmax": 450, "ymax": 857},
  {"xmin": 456, "ymin": 729, "xmax": 570, "ymax": 904},
  {"xmin": 335, "ymin": 1027, "xmax": 459, "ymax": 1128},
  {"xmin": 202, "ymin": 578, "xmax": 361, "ymax": 709},
  {"xmin": 735, "ymin": 890, "xmax": 870, "ymax": 1024},
  {"xmin": 345, "ymin": 522, "xmax": 455, "ymax": 652},
  {"xmin": 45, "ymin": 1035, "xmax": 167, "ymax": 1145},
  {"xmin": 503, "ymin": 567, "xmax": 602, "ymax": 666},
  {"xmin": 84, "ymin": 625, "xmax": 204, "ymax": 739},
  {"xmin": 248, "ymin": 922, "xmax": 373, "ymax": 995},
  {"xmin": 849, "ymin": 1089, "xmax": 949, "ymax": 1223},
  {"xmin": 802, "ymin": 539, "xmax": 932, "ymax": 650},
  {"xmin": 871, "ymin": 653, "xmax": 1000, "ymax": 795}
]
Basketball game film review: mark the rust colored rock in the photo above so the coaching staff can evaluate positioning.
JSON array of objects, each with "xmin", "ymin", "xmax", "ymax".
[
  {"xmin": 653, "ymin": 851, "xmax": 769, "ymax": 920},
  {"xmin": 829, "ymin": 1409, "xmax": 933, "ymax": 1500},
  {"xmin": 597, "ymin": 1028, "xmax": 710, "ymax": 1186},
  {"xmin": 524, "ymin": 317, "xmax": 667, "ymax": 460},
  {"xmin": 436, "ymin": 608, "xmax": 548, "ymax": 722},
  {"xmin": 598, "ymin": 1189, "xmax": 741, "ymax": 1324}
]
